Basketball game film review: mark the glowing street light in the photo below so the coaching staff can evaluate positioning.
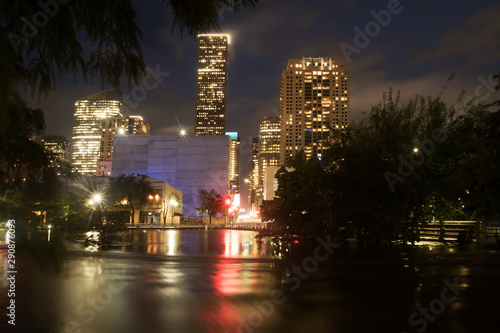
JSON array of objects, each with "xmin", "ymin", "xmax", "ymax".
[
  {"xmin": 118, "ymin": 127, "xmax": 126, "ymax": 135},
  {"xmin": 88, "ymin": 193, "xmax": 103, "ymax": 207},
  {"xmin": 93, "ymin": 194, "xmax": 102, "ymax": 203},
  {"xmin": 169, "ymin": 199, "xmax": 178, "ymax": 225},
  {"xmin": 178, "ymin": 127, "xmax": 188, "ymax": 138}
]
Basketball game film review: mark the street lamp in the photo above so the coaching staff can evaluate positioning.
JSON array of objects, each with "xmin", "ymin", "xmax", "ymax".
[
  {"xmin": 88, "ymin": 193, "xmax": 102, "ymax": 206},
  {"xmin": 87, "ymin": 192, "xmax": 104, "ymax": 228},
  {"xmin": 169, "ymin": 199, "xmax": 178, "ymax": 225},
  {"xmin": 178, "ymin": 127, "xmax": 188, "ymax": 138},
  {"xmin": 224, "ymin": 198, "xmax": 233, "ymax": 224}
]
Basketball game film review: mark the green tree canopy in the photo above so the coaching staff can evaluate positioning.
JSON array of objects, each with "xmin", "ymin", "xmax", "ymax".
[
  {"xmin": 108, "ymin": 174, "xmax": 155, "ymax": 224},
  {"xmin": 195, "ymin": 188, "xmax": 226, "ymax": 224},
  {"xmin": 262, "ymin": 150, "xmax": 337, "ymax": 237},
  {"xmin": 167, "ymin": 0, "xmax": 259, "ymax": 36}
]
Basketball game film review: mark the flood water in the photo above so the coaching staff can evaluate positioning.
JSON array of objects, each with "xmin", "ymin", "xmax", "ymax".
[{"xmin": 1, "ymin": 229, "xmax": 500, "ymax": 333}]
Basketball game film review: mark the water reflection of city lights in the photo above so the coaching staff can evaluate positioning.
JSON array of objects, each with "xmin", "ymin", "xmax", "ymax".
[
  {"xmin": 167, "ymin": 230, "xmax": 178, "ymax": 255},
  {"xmin": 85, "ymin": 231, "xmax": 100, "ymax": 252},
  {"xmin": 224, "ymin": 230, "xmax": 241, "ymax": 257}
]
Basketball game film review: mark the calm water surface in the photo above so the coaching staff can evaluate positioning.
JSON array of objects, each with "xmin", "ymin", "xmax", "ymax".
[{"xmin": 1, "ymin": 229, "xmax": 500, "ymax": 333}]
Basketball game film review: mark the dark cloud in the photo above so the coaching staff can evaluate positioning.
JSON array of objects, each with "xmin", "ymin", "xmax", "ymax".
[{"xmin": 407, "ymin": 5, "xmax": 500, "ymax": 72}]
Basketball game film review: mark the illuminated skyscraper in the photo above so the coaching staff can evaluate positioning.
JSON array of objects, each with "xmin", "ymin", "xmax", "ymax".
[
  {"xmin": 70, "ymin": 89, "xmax": 123, "ymax": 174},
  {"xmin": 101, "ymin": 115, "xmax": 150, "ymax": 161},
  {"xmin": 248, "ymin": 137, "xmax": 259, "ymax": 209},
  {"xmin": 42, "ymin": 135, "xmax": 70, "ymax": 176},
  {"xmin": 226, "ymin": 132, "xmax": 240, "ymax": 194},
  {"xmin": 96, "ymin": 115, "xmax": 150, "ymax": 176},
  {"xmin": 257, "ymin": 117, "xmax": 281, "ymax": 206},
  {"xmin": 280, "ymin": 57, "xmax": 349, "ymax": 165},
  {"xmin": 195, "ymin": 34, "xmax": 229, "ymax": 136}
]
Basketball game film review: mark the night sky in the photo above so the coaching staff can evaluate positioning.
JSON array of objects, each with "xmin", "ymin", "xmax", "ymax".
[{"xmin": 24, "ymin": 0, "xmax": 500, "ymax": 201}]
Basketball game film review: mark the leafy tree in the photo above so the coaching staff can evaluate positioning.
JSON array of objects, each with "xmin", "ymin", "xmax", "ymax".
[
  {"xmin": 63, "ymin": 182, "xmax": 93, "ymax": 232},
  {"xmin": 1, "ymin": 0, "xmax": 145, "ymax": 104},
  {"xmin": 266, "ymin": 90, "xmax": 469, "ymax": 244},
  {"xmin": 1, "ymin": 0, "xmax": 259, "ymax": 103},
  {"xmin": 262, "ymin": 151, "xmax": 337, "ymax": 238},
  {"xmin": 195, "ymin": 188, "xmax": 225, "ymax": 224},
  {"xmin": 448, "ymin": 107, "xmax": 500, "ymax": 220},
  {"xmin": 326, "ymin": 91, "xmax": 463, "ymax": 243},
  {"xmin": 108, "ymin": 174, "xmax": 155, "ymax": 224},
  {"xmin": 167, "ymin": 0, "xmax": 259, "ymax": 36},
  {"xmin": 0, "ymin": 102, "xmax": 47, "ymax": 182}
]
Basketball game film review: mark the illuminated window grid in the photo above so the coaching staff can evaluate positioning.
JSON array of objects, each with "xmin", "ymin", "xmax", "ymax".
[
  {"xmin": 70, "ymin": 89, "xmax": 123, "ymax": 174},
  {"xmin": 195, "ymin": 34, "xmax": 229, "ymax": 136},
  {"xmin": 257, "ymin": 117, "xmax": 281, "ymax": 202},
  {"xmin": 280, "ymin": 58, "xmax": 349, "ymax": 164}
]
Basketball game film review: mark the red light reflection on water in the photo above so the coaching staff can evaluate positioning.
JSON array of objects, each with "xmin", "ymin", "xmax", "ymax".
[{"xmin": 224, "ymin": 230, "xmax": 242, "ymax": 257}]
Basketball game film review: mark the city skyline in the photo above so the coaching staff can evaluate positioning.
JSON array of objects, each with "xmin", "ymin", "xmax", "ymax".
[
  {"xmin": 30, "ymin": 1, "xmax": 499, "ymax": 140},
  {"xmin": 2, "ymin": 3, "xmax": 500, "ymax": 332},
  {"xmin": 22, "ymin": 0, "xmax": 500, "ymax": 201}
]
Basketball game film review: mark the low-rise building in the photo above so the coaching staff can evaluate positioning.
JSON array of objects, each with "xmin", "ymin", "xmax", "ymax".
[{"xmin": 112, "ymin": 135, "xmax": 230, "ymax": 217}]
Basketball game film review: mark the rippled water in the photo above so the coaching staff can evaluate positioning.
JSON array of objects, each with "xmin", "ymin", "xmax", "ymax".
[{"xmin": 1, "ymin": 229, "xmax": 500, "ymax": 333}]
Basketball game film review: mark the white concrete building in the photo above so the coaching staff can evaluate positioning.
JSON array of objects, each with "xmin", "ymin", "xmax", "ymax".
[{"xmin": 112, "ymin": 135, "xmax": 230, "ymax": 216}]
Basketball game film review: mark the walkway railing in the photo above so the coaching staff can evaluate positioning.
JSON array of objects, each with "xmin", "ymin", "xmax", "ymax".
[
  {"xmin": 125, "ymin": 222, "xmax": 267, "ymax": 230},
  {"xmin": 418, "ymin": 221, "xmax": 480, "ymax": 243}
]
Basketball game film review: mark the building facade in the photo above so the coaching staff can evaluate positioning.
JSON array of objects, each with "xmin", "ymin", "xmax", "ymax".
[
  {"xmin": 96, "ymin": 159, "xmax": 112, "ymax": 177},
  {"xmin": 99, "ymin": 115, "xmax": 150, "ymax": 176},
  {"xmin": 195, "ymin": 34, "xmax": 229, "ymax": 136},
  {"xmin": 71, "ymin": 89, "xmax": 123, "ymax": 174},
  {"xmin": 280, "ymin": 57, "xmax": 349, "ymax": 165},
  {"xmin": 42, "ymin": 135, "xmax": 70, "ymax": 175},
  {"xmin": 226, "ymin": 132, "xmax": 240, "ymax": 195},
  {"xmin": 257, "ymin": 117, "xmax": 281, "ymax": 207},
  {"xmin": 248, "ymin": 137, "xmax": 259, "ymax": 210},
  {"xmin": 112, "ymin": 135, "xmax": 230, "ymax": 217},
  {"xmin": 134, "ymin": 176, "xmax": 183, "ymax": 225}
]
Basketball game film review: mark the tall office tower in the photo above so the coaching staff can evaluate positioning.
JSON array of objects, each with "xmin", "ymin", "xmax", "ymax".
[
  {"xmin": 257, "ymin": 117, "xmax": 281, "ymax": 207},
  {"xmin": 226, "ymin": 132, "xmax": 240, "ymax": 195},
  {"xmin": 195, "ymin": 34, "xmax": 229, "ymax": 136},
  {"xmin": 249, "ymin": 137, "xmax": 259, "ymax": 210},
  {"xmin": 71, "ymin": 88, "xmax": 123, "ymax": 174},
  {"xmin": 42, "ymin": 135, "xmax": 70, "ymax": 175},
  {"xmin": 280, "ymin": 57, "xmax": 349, "ymax": 165},
  {"xmin": 101, "ymin": 115, "xmax": 150, "ymax": 161}
]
